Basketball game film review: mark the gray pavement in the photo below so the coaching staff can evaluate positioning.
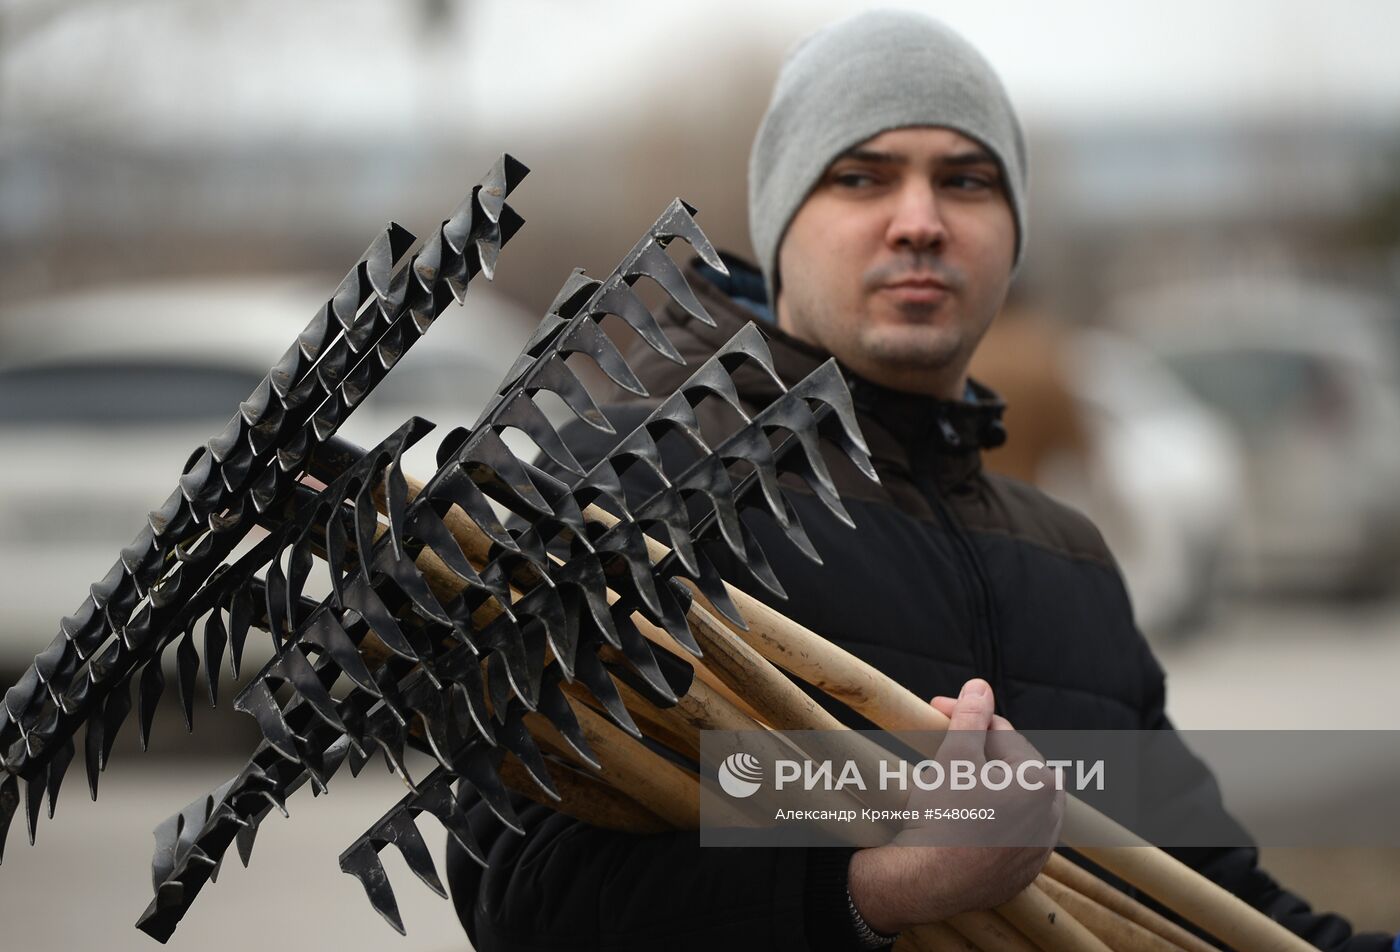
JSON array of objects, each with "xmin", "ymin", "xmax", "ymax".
[
  {"xmin": 1155, "ymin": 594, "xmax": 1400, "ymax": 731},
  {"xmin": 0, "ymin": 758, "xmax": 471, "ymax": 952}
]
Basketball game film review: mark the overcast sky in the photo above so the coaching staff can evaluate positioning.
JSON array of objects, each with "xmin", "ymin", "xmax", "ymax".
[{"xmin": 3, "ymin": 0, "xmax": 1399, "ymax": 144}]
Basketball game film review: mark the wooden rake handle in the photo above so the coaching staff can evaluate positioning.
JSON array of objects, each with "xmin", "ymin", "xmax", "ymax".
[
  {"xmin": 678, "ymin": 582, "xmax": 1312, "ymax": 951},
  {"xmin": 377, "ymin": 474, "xmax": 1297, "ymax": 950}
]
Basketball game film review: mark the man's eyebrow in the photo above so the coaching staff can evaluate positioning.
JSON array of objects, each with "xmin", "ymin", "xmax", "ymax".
[{"xmin": 831, "ymin": 147, "xmax": 1000, "ymax": 169}]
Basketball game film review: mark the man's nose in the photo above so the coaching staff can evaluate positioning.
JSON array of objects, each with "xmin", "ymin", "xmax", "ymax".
[{"xmin": 884, "ymin": 180, "xmax": 947, "ymax": 252}]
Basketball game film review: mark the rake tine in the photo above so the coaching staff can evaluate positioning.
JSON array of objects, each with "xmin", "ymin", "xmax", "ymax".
[
  {"xmin": 44, "ymin": 738, "xmax": 74, "ymax": 820},
  {"xmin": 228, "ymin": 586, "xmax": 254, "ymax": 679},
  {"xmin": 431, "ymin": 464, "xmax": 519, "ymax": 554},
  {"xmin": 546, "ymin": 556, "xmax": 622, "ymax": 649},
  {"xmin": 571, "ymin": 456, "xmax": 633, "ymax": 520},
  {"xmin": 651, "ymin": 197, "xmax": 727, "ymax": 273},
  {"xmin": 409, "ymin": 504, "xmax": 484, "ymax": 589},
  {"xmin": 772, "ymin": 490, "xmax": 822, "ymax": 564},
  {"xmin": 233, "ymin": 680, "xmax": 300, "ymax": 764},
  {"xmin": 402, "ymin": 684, "xmax": 458, "ymax": 772},
  {"xmin": 414, "ymin": 778, "xmax": 488, "ymax": 866},
  {"xmin": 646, "ymin": 389, "xmax": 711, "ymax": 448},
  {"xmin": 437, "ymin": 653, "xmax": 495, "ymax": 746},
  {"xmin": 372, "ymin": 540, "xmax": 453, "ymax": 628},
  {"xmin": 737, "ymin": 520, "xmax": 789, "ymax": 600},
  {"xmin": 784, "ymin": 445, "xmax": 855, "ymax": 530},
  {"xmin": 325, "ymin": 500, "xmax": 353, "ymax": 609},
  {"xmin": 638, "ymin": 489, "xmax": 700, "ymax": 578},
  {"xmin": 353, "ymin": 472, "xmax": 384, "ymax": 583},
  {"xmin": 203, "ymin": 609, "xmax": 228, "ymax": 708},
  {"xmin": 593, "ymin": 282, "xmax": 685, "ymax": 366},
  {"xmin": 679, "ymin": 353, "xmax": 753, "ymax": 420},
  {"xmin": 560, "ymin": 318, "xmax": 648, "ymax": 397},
  {"xmin": 673, "ymin": 454, "xmax": 745, "ymax": 557},
  {"xmin": 175, "ymin": 627, "xmax": 199, "ymax": 732},
  {"xmin": 571, "ymin": 648, "xmax": 642, "ymax": 740},
  {"xmin": 629, "ymin": 239, "xmax": 716, "ymax": 328},
  {"xmin": 514, "ymin": 583, "xmax": 577, "ymax": 679},
  {"xmin": 461, "ymin": 428, "xmax": 555, "ymax": 516},
  {"xmin": 608, "ymin": 606, "xmax": 683, "ymax": 706},
  {"xmin": 687, "ymin": 549, "xmax": 748, "ymax": 630},
  {"xmin": 303, "ymin": 609, "xmax": 380, "ymax": 696},
  {"xmin": 495, "ymin": 716, "xmax": 558, "ymax": 804},
  {"xmin": 23, "ymin": 769, "xmax": 42, "ymax": 845},
  {"xmin": 535, "ymin": 670, "xmax": 599, "ymax": 770},
  {"xmin": 261, "ymin": 545, "xmax": 289, "ymax": 652},
  {"xmin": 285, "ymin": 525, "xmax": 318, "ymax": 627},
  {"xmin": 494, "ymin": 392, "xmax": 587, "ymax": 477},
  {"xmin": 340, "ymin": 841, "xmax": 406, "ymax": 935},
  {"xmin": 722, "ymin": 429, "xmax": 788, "ymax": 529},
  {"xmin": 276, "ymin": 648, "xmax": 348, "ymax": 736},
  {"xmin": 341, "ymin": 574, "xmax": 422, "ymax": 663},
  {"xmin": 83, "ymin": 713, "xmax": 102, "ymax": 800},
  {"xmin": 385, "ymin": 453, "xmax": 413, "ymax": 557},
  {"xmin": 98, "ymin": 681, "xmax": 133, "ymax": 772},
  {"xmin": 529, "ymin": 355, "xmax": 613, "ymax": 434},
  {"xmin": 451, "ymin": 743, "xmax": 523, "ymax": 834},
  {"xmin": 790, "ymin": 360, "xmax": 876, "ymax": 470},
  {"xmin": 381, "ymin": 808, "xmax": 448, "ymax": 898},
  {"xmin": 137, "ymin": 657, "xmax": 165, "ymax": 752}
]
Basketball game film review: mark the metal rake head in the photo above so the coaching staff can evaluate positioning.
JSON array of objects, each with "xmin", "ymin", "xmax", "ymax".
[
  {"xmin": 0, "ymin": 153, "xmax": 526, "ymax": 850},
  {"xmin": 0, "ymin": 179, "xmax": 879, "ymax": 944}
]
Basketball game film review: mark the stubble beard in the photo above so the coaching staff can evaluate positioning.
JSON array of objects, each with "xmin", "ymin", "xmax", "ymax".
[
  {"xmin": 856, "ymin": 315, "xmax": 967, "ymax": 372},
  {"xmin": 791, "ymin": 290, "xmax": 972, "ymax": 381}
]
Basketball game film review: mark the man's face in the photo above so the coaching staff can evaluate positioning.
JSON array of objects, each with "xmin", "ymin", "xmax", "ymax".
[{"xmin": 775, "ymin": 127, "xmax": 1016, "ymax": 399}]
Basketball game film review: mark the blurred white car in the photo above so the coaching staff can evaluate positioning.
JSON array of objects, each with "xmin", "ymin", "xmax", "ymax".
[
  {"xmin": 0, "ymin": 275, "xmax": 535, "ymax": 666},
  {"xmin": 1039, "ymin": 329, "xmax": 1246, "ymax": 640},
  {"xmin": 1111, "ymin": 277, "xmax": 1400, "ymax": 596}
]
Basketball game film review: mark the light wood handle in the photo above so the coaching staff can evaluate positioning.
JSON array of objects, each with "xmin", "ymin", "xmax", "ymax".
[
  {"xmin": 1036, "ymin": 871, "xmax": 1189, "ymax": 952},
  {"xmin": 947, "ymin": 906, "xmax": 1041, "ymax": 952},
  {"xmin": 1042, "ymin": 853, "xmax": 1217, "ymax": 952}
]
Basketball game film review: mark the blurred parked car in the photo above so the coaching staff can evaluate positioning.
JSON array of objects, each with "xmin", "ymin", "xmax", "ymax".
[
  {"xmin": 1111, "ymin": 277, "xmax": 1400, "ymax": 597},
  {"xmin": 1033, "ymin": 328, "xmax": 1245, "ymax": 640},
  {"xmin": 975, "ymin": 314, "xmax": 1245, "ymax": 641},
  {"xmin": 0, "ymin": 276, "xmax": 534, "ymax": 666}
]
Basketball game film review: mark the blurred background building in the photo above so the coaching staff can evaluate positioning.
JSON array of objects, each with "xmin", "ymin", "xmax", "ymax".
[{"xmin": 2, "ymin": 1, "xmax": 1398, "ymax": 948}]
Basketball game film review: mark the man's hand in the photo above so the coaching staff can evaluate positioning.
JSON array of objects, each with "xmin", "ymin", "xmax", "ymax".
[{"xmin": 845, "ymin": 678, "xmax": 1063, "ymax": 934}]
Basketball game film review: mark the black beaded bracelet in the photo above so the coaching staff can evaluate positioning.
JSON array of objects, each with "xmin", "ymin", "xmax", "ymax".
[{"xmin": 846, "ymin": 886, "xmax": 899, "ymax": 949}]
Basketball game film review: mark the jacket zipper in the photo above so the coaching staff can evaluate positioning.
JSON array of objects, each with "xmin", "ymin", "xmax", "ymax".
[{"xmin": 920, "ymin": 417, "xmax": 1008, "ymax": 716}]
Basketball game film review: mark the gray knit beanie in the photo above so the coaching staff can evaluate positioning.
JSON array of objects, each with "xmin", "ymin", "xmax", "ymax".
[{"xmin": 748, "ymin": 10, "xmax": 1028, "ymax": 306}]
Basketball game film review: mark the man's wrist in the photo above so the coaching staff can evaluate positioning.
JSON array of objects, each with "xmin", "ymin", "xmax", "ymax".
[{"xmin": 847, "ymin": 847, "xmax": 910, "ymax": 938}]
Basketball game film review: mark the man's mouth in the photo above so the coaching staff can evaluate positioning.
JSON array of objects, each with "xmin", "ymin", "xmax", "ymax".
[{"xmin": 878, "ymin": 277, "xmax": 951, "ymax": 304}]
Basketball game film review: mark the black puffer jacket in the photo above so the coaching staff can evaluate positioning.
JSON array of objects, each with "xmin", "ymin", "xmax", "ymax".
[{"xmin": 447, "ymin": 255, "xmax": 1391, "ymax": 951}]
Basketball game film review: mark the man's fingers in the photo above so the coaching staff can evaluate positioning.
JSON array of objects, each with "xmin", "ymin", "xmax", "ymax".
[
  {"xmin": 948, "ymin": 680, "xmax": 994, "ymax": 731},
  {"xmin": 930, "ymin": 696, "xmax": 956, "ymax": 718},
  {"xmin": 940, "ymin": 679, "xmax": 994, "ymax": 761}
]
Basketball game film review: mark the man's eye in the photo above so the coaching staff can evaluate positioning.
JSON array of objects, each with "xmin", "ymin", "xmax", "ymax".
[
  {"xmin": 831, "ymin": 170, "xmax": 878, "ymax": 188},
  {"xmin": 946, "ymin": 173, "xmax": 996, "ymax": 191}
]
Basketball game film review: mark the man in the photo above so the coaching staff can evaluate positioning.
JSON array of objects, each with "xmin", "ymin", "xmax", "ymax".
[{"xmin": 447, "ymin": 11, "xmax": 1393, "ymax": 950}]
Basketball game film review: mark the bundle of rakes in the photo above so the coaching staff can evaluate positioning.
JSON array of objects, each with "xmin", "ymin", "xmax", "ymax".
[{"xmin": 0, "ymin": 155, "xmax": 1317, "ymax": 952}]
